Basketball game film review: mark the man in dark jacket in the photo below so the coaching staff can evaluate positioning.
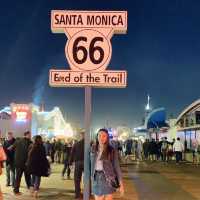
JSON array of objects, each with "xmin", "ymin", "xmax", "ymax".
[
  {"xmin": 50, "ymin": 140, "xmax": 56, "ymax": 163},
  {"xmin": 44, "ymin": 140, "xmax": 52, "ymax": 156},
  {"xmin": 149, "ymin": 139, "xmax": 157, "ymax": 161},
  {"xmin": 143, "ymin": 139, "xmax": 149, "ymax": 160},
  {"xmin": 62, "ymin": 142, "xmax": 72, "ymax": 179},
  {"xmin": 3, "ymin": 132, "xmax": 16, "ymax": 187},
  {"xmin": 55, "ymin": 139, "xmax": 63, "ymax": 163},
  {"xmin": 13, "ymin": 131, "xmax": 32, "ymax": 195},
  {"xmin": 69, "ymin": 131, "xmax": 84, "ymax": 200}
]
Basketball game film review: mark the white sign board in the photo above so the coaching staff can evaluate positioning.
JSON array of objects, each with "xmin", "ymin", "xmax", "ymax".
[
  {"xmin": 49, "ymin": 10, "xmax": 128, "ymax": 87},
  {"xmin": 49, "ymin": 69, "xmax": 127, "ymax": 88}
]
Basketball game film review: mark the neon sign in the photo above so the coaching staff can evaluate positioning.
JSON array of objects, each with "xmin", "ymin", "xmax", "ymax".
[
  {"xmin": 16, "ymin": 111, "xmax": 28, "ymax": 122},
  {"xmin": 11, "ymin": 104, "xmax": 31, "ymax": 122}
]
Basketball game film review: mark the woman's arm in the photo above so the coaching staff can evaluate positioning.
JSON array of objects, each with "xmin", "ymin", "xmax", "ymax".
[
  {"xmin": 113, "ymin": 149, "xmax": 124, "ymax": 195},
  {"xmin": 113, "ymin": 150, "xmax": 122, "ymax": 181}
]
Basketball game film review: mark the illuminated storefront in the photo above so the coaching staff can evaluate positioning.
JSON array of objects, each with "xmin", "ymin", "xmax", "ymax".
[
  {"xmin": 32, "ymin": 106, "xmax": 73, "ymax": 138},
  {"xmin": 176, "ymin": 99, "xmax": 200, "ymax": 150},
  {"xmin": 0, "ymin": 103, "xmax": 73, "ymax": 138}
]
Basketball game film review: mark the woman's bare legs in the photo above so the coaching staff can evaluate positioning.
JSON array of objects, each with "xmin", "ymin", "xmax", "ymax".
[
  {"xmin": 105, "ymin": 194, "xmax": 113, "ymax": 200},
  {"xmin": 95, "ymin": 195, "xmax": 105, "ymax": 200}
]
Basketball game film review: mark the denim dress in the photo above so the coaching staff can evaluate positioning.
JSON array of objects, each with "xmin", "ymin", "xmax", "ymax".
[{"xmin": 90, "ymin": 148, "xmax": 122, "ymax": 196}]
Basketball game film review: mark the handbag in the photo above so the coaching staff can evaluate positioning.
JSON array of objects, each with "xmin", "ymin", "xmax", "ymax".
[
  {"xmin": 110, "ymin": 151, "xmax": 120, "ymax": 189},
  {"xmin": 110, "ymin": 176, "xmax": 120, "ymax": 189},
  {"xmin": 43, "ymin": 166, "xmax": 51, "ymax": 177},
  {"xmin": 103, "ymin": 149, "xmax": 121, "ymax": 189}
]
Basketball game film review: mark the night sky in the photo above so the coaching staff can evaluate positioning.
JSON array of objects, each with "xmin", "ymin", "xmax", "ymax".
[{"xmin": 0, "ymin": 0, "xmax": 200, "ymax": 130}]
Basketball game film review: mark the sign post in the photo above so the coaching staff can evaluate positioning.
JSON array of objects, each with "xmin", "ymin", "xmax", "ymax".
[
  {"xmin": 84, "ymin": 86, "xmax": 92, "ymax": 200},
  {"xmin": 49, "ymin": 10, "xmax": 128, "ymax": 200}
]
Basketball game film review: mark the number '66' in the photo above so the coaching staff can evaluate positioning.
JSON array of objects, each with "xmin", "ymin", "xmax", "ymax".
[
  {"xmin": 73, "ymin": 36, "xmax": 104, "ymax": 65},
  {"xmin": 66, "ymin": 29, "xmax": 112, "ymax": 71}
]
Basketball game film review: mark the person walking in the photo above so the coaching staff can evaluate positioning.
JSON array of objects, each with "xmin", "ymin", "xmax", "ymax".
[
  {"xmin": 69, "ymin": 130, "xmax": 84, "ymax": 200},
  {"xmin": 124, "ymin": 138, "xmax": 133, "ymax": 163},
  {"xmin": 26, "ymin": 135, "xmax": 50, "ymax": 198},
  {"xmin": 191, "ymin": 139, "xmax": 199, "ymax": 165},
  {"xmin": 143, "ymin": 139, "xmax": 149, "ymax": 160},
  {"xmin": 167, "ymin": 143, "xmax": 174, "ymax": 162},
  {"xmin": 173, "ymin": 137, "xmax": 184, "ymax": 164},
  {"xmin": 156, "ymin": 139, "xmax": 162, "ymax": 161},
  {"xmin": 55, "ymin": 139, "xmax": 63, "ymax": 164},
  {"xmin": 50, "ymin": 140, "xmax": 56, "ymax": 163},
  {"xmin": 161, "ymin": 137, "xmax": 168, "ymax": 162},
  {"xmin": 13, "ymin": 131, "xmax": 32, "ymax": 195},
  {"xmin": 62, "ymin": 142, "xmax": 72, "ymax": 180},
  {"xmin": 149, "ymin": 139, "xmax": 157, "ymax": 161},
  {"xmin": 136, "ymin": 139, "xmax": 143, "ymax": 161},
  {"xmin": 91, "ymin": 128, "xmax": 124, "ymax": 200},
  {"xmin": 3, "ymin": 132, "xmax": 16, "ymax": 187},
  {"xmin": 44, "ymin": 140, "xmax": 52, "ymax": 157},
  {"xmin": 197, "ymin": 142, "xmax": 200, "ymax": 165}
]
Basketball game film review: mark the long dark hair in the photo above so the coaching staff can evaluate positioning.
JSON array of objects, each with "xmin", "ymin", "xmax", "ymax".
[
  {"xmin": 95, "ymin": 128, "xmax": 114, "ymax": 161},
  {"xmin": 33, "ymin": 135, "xmax": 43, "ymax": 147},
  {"xmin": 28, "ymin": 135, "xmax": 43, "ymax": 157}
]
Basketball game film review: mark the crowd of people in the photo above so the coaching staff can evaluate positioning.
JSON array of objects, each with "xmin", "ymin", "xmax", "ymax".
[
  {"xmin": 0, "ymin": 129, "xmax": 124, "ymax": 200},
  {"xmin": 0, "ymin": 131, "xmax": 50, "ymax": 198},
  {"xmin": 122, "ymin": 137, "xmax": 198, "ymax": 165},
  {"xmin": 1, "ymin": 129, "xmax": 200, "ymax": 200}
]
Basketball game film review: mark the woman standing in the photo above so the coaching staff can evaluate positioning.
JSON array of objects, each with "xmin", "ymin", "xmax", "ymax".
[
  {"xmin": 91, "ymin": 128, "xmax": 124, "ymax": 200},
  {"xmin": 27, "ymin": 135, "xmax": 50, "ymax": 198},
  {"xmin": 61, "ymin": 142, "xmax": 72, "ymax": 179}
]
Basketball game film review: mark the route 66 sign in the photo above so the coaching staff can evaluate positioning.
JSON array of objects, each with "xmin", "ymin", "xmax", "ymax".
[
  {"xmin": 50, "ymin": 10, "xmax": 128, "ymax": 87},
  {"xmin": 66, "ymin": 29, "xmax": 112, "ymax": 71}
]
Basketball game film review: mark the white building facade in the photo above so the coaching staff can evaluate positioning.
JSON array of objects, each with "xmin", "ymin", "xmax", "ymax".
[{"xmin": 0, "ymin": 103, "xmax": 73, "ymax": 138}]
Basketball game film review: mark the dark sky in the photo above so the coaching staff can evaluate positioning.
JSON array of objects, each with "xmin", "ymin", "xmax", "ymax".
[{"xmin": 0, "ymin": 0, "xmax": 200, "ymax": 129}]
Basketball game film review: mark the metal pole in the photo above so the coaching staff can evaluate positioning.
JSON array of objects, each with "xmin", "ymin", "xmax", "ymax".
[{"xmin": 84, "ymin": 86, "xmax": 92, "ymax": 200}]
